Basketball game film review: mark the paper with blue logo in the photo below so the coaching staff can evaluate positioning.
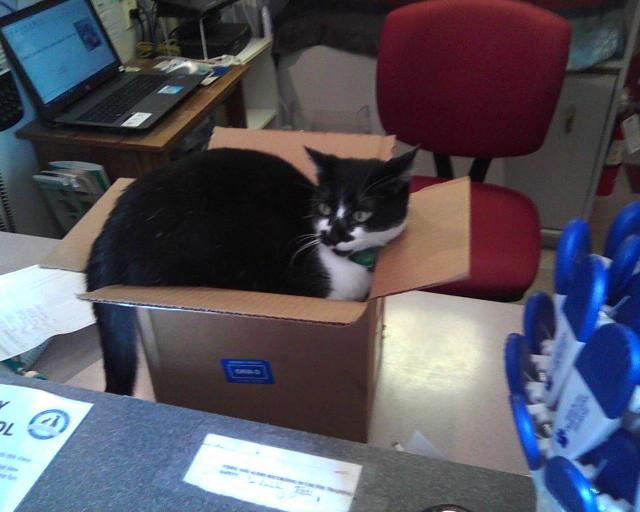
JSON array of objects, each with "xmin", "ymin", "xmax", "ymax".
[{"xmin": 0, "ymin": 384, "xmax": 93, "ymax": 512}]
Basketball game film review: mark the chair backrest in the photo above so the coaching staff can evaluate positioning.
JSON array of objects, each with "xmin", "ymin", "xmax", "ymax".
[{"xmin": 376, "ymin": 0, "xmax": 571, "ymax": 159}]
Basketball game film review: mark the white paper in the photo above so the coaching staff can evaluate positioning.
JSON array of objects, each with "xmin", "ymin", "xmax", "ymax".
[
  {"xmin": 121, "ymin": 112, "xmax": 152, "ymax": 127},
  {"xmin": 0, "ymin": 384, "xmax": 93, "ymax": 512},
  {"xmin": 0, "ymin": 266, "xmax": 95, "ymax": 360},
  {"xmin": 184, "ymin": 433, "xmax": 362, "ymax": 512},
  {"xmin": 404, "ymin": 430, "xmax": 447, "ymax": 460}
]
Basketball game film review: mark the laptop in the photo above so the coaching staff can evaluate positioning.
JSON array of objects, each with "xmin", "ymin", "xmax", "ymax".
[{"xmin": 0, "ymin": 0, "xmax": 202, "ymax": 130}]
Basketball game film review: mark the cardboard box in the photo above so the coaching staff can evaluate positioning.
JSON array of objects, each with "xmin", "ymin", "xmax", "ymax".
[{"xmin": 41, "ymin": 128, "xmax": 470, "ymax": 442}]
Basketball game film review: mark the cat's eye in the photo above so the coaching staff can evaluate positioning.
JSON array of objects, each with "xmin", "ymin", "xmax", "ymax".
[
  {"xmin": 353, "ymin": 210, "xmax": 372, "ymax": 223},
  {"xmin": 318, "ymin": 203, "xmax": 332, "ymax": 216}
]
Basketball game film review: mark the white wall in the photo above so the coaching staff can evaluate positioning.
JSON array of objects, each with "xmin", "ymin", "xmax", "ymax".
[
  {"xmin": 277, "ymin": 45, "xmax": 505, "ymax": 184},
  {"xmin": 0, "ymin": 86, "xmax": 59, "ymax": 237}
]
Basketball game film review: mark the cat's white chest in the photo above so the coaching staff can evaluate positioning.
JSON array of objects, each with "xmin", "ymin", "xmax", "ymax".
[{"xmin": 317, "ymin": 244, "xmax": 372, "ymax": 301}]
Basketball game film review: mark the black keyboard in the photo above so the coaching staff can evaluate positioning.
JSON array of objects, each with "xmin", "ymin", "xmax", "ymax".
[
  {"xmin": 0, "ymin": 69, "xmax": 23, "ymax": 131},
  {"xmin": 79, "ymin": 74, "xmax": 168, "ymax": 124}
]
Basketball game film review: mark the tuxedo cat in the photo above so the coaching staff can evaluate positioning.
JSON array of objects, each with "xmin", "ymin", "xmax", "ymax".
[{"xmin": 86, "ymin": 146, "xmax": 417, "ymax": 395}]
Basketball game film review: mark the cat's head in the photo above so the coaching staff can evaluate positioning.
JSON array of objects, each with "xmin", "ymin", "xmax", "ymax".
[{"xmin": 305, "ymin": 146, "xmax": 418, "ymax": 256}]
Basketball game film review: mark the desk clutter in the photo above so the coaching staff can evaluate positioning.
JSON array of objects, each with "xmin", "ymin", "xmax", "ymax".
[
  {"xmin": 153, "ymin": 0, "xmax": 251, "ymax": 61},
  {"xmin": 32, "ymin": 161, "xmax": 110, "ymax": 234},
  {"xmin": 152, "ymin": 56, "xmax": 232, "ymax": 87},
  {"xmin": 507, "ymin": 201, "xmax": 640, "ymax": 511}
]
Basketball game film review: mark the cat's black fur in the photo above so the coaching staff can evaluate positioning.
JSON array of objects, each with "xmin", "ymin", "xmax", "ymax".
[{"xmin": 86, "ymin": 147, "xmax": 416, "ymax": 395}]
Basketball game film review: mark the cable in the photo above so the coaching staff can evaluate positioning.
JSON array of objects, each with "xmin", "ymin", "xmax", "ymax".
[
  {"xmin": 0, "ymin": 1, "xmax": 15, "ymax": 12},
  {"xmin": 138, "ymin": 17, "xmax": 147, "ymax": 42},
  {"xmin": 136, "ymin": 1, "xmax": 149, "ymax": 41},
  {"xmin": 151, "ymin": 0, "xmax": 159, "ymax": 43},
  {"xmin": 136, "ymin": 39, "xmax": 180, "ymax": 58},
  {"xmin": 130, "ymin": 6, "xmax": 148, "ymax": 42},
  {"xmin": 138, "ymin": 0, "xmax": 156, "ymax": 47}
]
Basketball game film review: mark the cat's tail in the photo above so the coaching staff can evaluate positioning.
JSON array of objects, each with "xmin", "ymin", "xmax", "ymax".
[
  {"xmin": 86, "ymin": 232, "xmax": 137, "ymax": 396},
  {"xmin": 93, "ymin": 303, "xmax": 137, "ymax": 395}
]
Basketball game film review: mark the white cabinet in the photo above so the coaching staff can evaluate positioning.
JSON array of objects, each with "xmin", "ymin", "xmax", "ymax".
[
  {"xmin": 505, "ymin": 73, "xmax": 618, "ymax": 230},
  {"xmin": 504, "ymin": 0, "xmax": 640, "ymax": 234}
]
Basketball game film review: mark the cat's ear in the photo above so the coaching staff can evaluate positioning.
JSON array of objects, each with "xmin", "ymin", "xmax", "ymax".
[
  {"xmin": 384, "ymin": 146, "xmax": 419, "ymax": 182},
  {"xmin": 305, "ymin": 147, "xmax": 337, "ymax": 180},
  {"xmin": 378, "ymin": 146, "xmax": 419, "ymax": 192}
]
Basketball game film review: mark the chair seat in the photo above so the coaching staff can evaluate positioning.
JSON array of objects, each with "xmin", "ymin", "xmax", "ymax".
[{"xmin": 411, "ymin": 176, "xmax": 540, "ymax": 302}]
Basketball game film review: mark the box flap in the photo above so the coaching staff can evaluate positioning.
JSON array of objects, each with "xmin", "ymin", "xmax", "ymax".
[
  {"xmin": 209, "ymin": 127, "xmax": 396, "ymax": 182},
  {"xmin": 40, "ymin": 178, "xmax": 133, "ymax": 272},
  {"xmin": 80, "ymin": 285, "xmax": 369, "ymax": 325},
  {"xmin": 369, "ymin": 177, "xmax": 471, "ymax": 299}
]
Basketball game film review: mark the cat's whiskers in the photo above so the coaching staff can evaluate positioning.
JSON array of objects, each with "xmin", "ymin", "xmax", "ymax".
[
  {"xmin": 292, "ymin": 233, "xmax": 316, "ymax": 240},
  {"xmin": 289, "ymin": 233, "xmax": 319, "ymax": 247},
  {"xmin": 289, "ymin": 233, "xmax": 320, "ymax": 254},
  {"xmin": 290, "ymin": 238, "xmax": 321, "ymax": 266}
]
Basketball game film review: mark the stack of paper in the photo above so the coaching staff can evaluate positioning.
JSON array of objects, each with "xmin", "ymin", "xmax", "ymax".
[{"xmin": 32, "ymin": 161, "xmax": 110, "ymax": 234}]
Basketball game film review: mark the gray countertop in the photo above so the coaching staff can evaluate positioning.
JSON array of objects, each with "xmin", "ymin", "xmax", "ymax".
[{"xmin": 4, "ymin": 375, "xmax": 534, "ymax": 512}]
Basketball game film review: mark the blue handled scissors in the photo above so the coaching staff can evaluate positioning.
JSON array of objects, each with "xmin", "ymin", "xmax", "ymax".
[
  {"xmin": 509, "ymin": 394, "xmax": 544, "ymax": 471},
  {"xmin": 611, "ymin": 271, "xmax": 640, "ymax": 336},
  {"xmin": 581, "ymin": 429, "xmax": 640, "ymax": 507},
  {"xmin": 556, "ymin": 220, "xmax": 591, "ymax": 296},
  {"xmin": 607, "ymin": 234, "xmax": 640, "ymax": 306},
  {"xmin": 544, "ymin": 456, "xmax": 598, "ymax": 512},
  {"xmin": 604, "ymin": 201, "xmax": 640, "ymax": 259},
  {"xmin": 523, "ymin": 292, "xmax": 555, "ymax": 354}
]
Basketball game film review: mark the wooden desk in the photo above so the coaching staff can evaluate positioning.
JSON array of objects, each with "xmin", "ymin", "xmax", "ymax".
[{"xmin": 16, "ymin": 65, "xmax": 249, "ymax": 181}]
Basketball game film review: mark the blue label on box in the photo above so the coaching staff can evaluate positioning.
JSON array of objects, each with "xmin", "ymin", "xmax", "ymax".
[{"xmin": 221, "ymin": 359, "xmax": 274, "ymax": 384}]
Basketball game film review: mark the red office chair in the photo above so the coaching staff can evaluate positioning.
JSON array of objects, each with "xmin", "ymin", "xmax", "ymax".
[{"xmin": 377, "ymin": 0, "xmax": 571, "ymax": 301}]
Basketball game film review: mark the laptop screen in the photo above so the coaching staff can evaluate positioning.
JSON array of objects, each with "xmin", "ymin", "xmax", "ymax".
[{"xmin": 0, "ymin": 0, "xmax": 118, "ymax": 105}]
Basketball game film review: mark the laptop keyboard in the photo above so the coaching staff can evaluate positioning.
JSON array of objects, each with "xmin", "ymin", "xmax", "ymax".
[{"xmin": 78, "ymin": 74, "xmax": 169, "ymax": 124}]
